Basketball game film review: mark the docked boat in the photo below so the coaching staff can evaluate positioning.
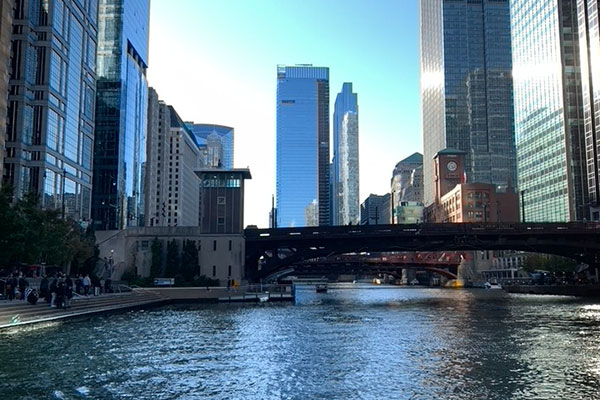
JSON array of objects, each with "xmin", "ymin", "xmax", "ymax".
[{"xmin": 315, "ymin": 283, "xmax": 328, "ymax": 293}]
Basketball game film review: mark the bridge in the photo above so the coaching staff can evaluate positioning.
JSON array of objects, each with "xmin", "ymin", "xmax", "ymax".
[{"xmin": 244, "ymin": 222, "xmax": 600, "ymax": 280}]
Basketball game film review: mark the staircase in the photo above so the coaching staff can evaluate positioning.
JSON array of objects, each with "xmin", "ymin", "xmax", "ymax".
[{"xmin": 0, "ymin": 289, "xmax": 167, "ymax": 330}]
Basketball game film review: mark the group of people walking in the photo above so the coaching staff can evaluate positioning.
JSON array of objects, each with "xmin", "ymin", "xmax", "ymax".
[
  {"xmin": 3, "ymin": 271, "xmax": 114, "ymax": 309},
  {"xmin": 39, "ymin": 274, "xmax": 95, "ymax": 309}
]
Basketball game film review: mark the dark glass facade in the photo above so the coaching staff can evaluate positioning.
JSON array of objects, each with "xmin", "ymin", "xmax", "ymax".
[
  {"xmin": 578, "ymin": 0, "xmax": 600, "ymax": 220},
  {"xmin": 276, "ymin": 65, "xmax": 330, "ymax": 227},
  {"xmin": 4, "ymin": 0, "xmax": 97, "ymax": 220},
  {"xmin": 420, "ymin": 0, "xmax": 517, "ymax": 206},
  {"xmin": 92, "ymin": 0, "xmax": 149, "ymax": 230}
]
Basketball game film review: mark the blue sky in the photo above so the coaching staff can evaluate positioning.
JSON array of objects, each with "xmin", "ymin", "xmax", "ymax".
[{"xmin": 147, "ymin": 0, "xmax": 422, "ymax": 227}]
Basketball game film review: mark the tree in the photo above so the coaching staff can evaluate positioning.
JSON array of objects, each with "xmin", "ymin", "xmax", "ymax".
[
  {"xmin": 180, "ymin": 240, "xmax": 199, "ymax": 281},
  {"xmin": 150, "ymin": 237, "xmax": 162, "ymax": 278},
  {"xmin": 524, "ymin": 254, "xmax": 577, "ymax": 274},
  {"xmin": 165, "ymin": 239, "xmax": 179, "ymax": 278}
]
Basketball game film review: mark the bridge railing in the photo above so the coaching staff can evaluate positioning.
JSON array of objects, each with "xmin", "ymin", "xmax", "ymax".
[{"xmin": 245, "ymin": 222, "xmax": 600, "ymax": 239}]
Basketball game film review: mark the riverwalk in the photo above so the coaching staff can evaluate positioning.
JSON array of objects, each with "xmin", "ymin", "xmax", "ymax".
[{"xmin": 0, "ymin": 285, "xmax": 294, "ymax": 330}]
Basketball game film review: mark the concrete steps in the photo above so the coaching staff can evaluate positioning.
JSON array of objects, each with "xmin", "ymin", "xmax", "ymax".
[{"xmin": 0, "ymin": 289, "xmax": 166, "ymax": 330}]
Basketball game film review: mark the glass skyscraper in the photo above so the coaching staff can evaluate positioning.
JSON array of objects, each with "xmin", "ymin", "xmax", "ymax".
[
  {"xmin": 577, "ymin": 0, "xmax": 600, "ymax": 220},
  {"xmin": 332, "ymin": 83, "xmax": 359, "ymax": 225},
  {"xmin": 4, "ymin": 0, "xmax": 97, "ymax": 220},
  {"xmin": 276, "ymin": 64, "xmax": 330, "ymax": 227},
  {"xmin": 511, "ymin": 0, "xmax": 588, "ymax": 221},
  {"xmin": 420, "ymin": 0, "xmax": 517, "ymax": 206},
  {"xmin": 0, "ymin": 0, "xmax": 13, "ymax": 184},
  {"xmin": 186, "ymin": 124, "xmax": 234, "ymax": 169},
  {"xmin": 92, "ymin": 0, "xmax": 150, "ymax": 230}
]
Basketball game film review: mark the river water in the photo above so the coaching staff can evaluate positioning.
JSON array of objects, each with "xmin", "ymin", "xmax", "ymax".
[{"xmin": 1, "ymin": 286, "xmax": 600, "ymax": 399}]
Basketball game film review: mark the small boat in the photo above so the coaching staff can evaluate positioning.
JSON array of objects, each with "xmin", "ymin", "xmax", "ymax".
[
  {"xmin": 484, "ymin": 281, "xmax": 502, "ymax": 290},
  {"xmin": 257, "ymin": 293, "xmax": 269, "ymax": 302},
  {"xmin": 316, "ymin": 283, "xmax": 328, "ymax": 293}
]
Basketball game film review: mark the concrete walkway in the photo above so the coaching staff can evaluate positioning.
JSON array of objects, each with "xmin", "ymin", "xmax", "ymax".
[{"xmin": 0, "ymin": 289, "xmax": 167, "ymax": 330}]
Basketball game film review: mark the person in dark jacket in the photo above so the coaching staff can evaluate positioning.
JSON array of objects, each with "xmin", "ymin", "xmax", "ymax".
[
  {"xmin": 56, "ymin": 281, "xmax": 65, "ymax": 309},
  {"xmin": 64, "ymin": 276, "xmax": 73, "ymax": 308},
  {"xmin": 39, "ymin": 275, "xmax": 49, "ymax": 301},
  {"xmin": 18, "ymin": 275, "xmax": 28, "ymax": 301}
]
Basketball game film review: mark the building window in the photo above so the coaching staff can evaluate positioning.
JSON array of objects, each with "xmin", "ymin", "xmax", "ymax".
[
  {"xmin": 212, "ymin": 265, "xmax": 216, "ymax": 277},
  {"xmin": 213, "ymin": 240, "xmax": 217, "ymax": 251},
  {"xmin": 228, "ymin": 240, "xmax": 232, "ymax": 251},
  {"xmin": 217, "ymin": 196, "xmax": 226, "ymax": 205},
  {"xmin": 228, "ymin": 265, "xmax": 232, "ymax": 276},
  {"xmin": 217, "ymin": 217, "xmax": 225, "ymax": 225}
]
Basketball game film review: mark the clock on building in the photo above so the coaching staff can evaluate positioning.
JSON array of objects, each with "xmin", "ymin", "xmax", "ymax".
[{"xmin": 447, "ymin": 161, "xmax": 457, "ymax": 172}]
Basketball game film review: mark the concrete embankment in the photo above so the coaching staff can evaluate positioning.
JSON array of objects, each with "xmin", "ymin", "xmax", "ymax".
[
  {"xmin": 0, "ymin": 289, "xmax": 168, "ymax": 331},
  {"xmin": 0, "ymin": 286, "xmax": 293, "ymax": 330}
]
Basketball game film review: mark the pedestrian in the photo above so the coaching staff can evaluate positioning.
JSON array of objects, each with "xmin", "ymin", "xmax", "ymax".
[
  {"xmin": 82, "ymin": 274, "xmax": 91, "ymax": 296},
  {"xmin": 39, "ymin": 274, "xmax": 49, "ymax": 300},
  {"xmin": 49, "ymin": 277, "xmax": 58, "ymax": 307},
  {"xmin": 75, "ymin": 275, "xmax": 82, "ymax": 295},
  {"xmin": 5, "ymin": 274, "xmax": 15, "ymax": 301},
  {"xmin": 64, "ymin": 276, "xmax": 73, "ymax": 308},
  {"xmin": 56, "ymin": 281, "xmax": 65, "ymax": 309}
]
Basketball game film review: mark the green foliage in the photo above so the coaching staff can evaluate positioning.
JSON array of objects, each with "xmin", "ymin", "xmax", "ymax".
[
  {"xmin": 150, "ymin": 237, "xmax": 163, "ymax": 278},
  {"xmin": 121, "ymin": 269, "xmax": 154, "ymax": 287},
  {"xmin": 523, "ymin": 254, "xmax": 577, "ymax": 274},
  {"xmin": 165, "ymin": 239, "xmax": 179, "ymax": 278},
  {"xmin": 180, "ymin": 239, "xmax": 199, "ymax": 281},
  {"xmin": 0, "ymin": 188, "xmax": 96, "ymax": 270}
]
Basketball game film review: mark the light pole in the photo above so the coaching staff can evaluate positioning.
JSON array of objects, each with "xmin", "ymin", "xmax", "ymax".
[{"xmin": 520, "ymin": 189, "xmax": 526, "ymax": 223}]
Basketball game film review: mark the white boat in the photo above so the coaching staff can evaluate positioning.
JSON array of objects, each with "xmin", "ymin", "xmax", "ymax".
[
  {"xmin": 484, "ymin": 281, "xmax": 502, "ymax": 290},
  {"xmin": 257, "ymin": 293, "xmax": 269, "ymax": 302}
]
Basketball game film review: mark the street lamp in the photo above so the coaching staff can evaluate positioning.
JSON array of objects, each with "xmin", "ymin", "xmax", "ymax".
[{"xmin": 520, "ymin": 189, "xmax": 526, "ymax": 223}]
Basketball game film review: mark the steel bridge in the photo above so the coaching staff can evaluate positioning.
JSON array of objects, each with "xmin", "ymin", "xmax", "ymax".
[{"xmin": 244, "ymin": 222, "xmax": 600, "ymax": 280}]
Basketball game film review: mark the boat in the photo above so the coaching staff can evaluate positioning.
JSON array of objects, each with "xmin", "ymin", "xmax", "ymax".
[
  {"xmin": 484, "ymin": 281, "xmax": 502, "ymax": 290},
  {"xmin": 257, "ymin": 293, "xmax": 269, "ymax": 302},
  {"xmin": 315, "ymin": 283, "xmax": 328, "ymax": 293}
]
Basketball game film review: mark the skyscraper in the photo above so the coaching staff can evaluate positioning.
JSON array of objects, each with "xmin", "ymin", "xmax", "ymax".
[
  {"xmin": 186, "ymin": 124, "xmax": 234, "ymax": 169},
  {"xmin": 332, "ymin": 83, "xmax": 359, "ymax": 225},
  {"xmin": 145, "ymin": 93, "xmax": 201, "ymax": 227},
  {"xmin": 276, "ymin": 65, "xmax": 330, "ymax": 227},
  {"xmin": 420, "ymin": 0, "xmax": 517, "ymax": 207},
  {"xmin": 511, "ymin": 0, "xmax": 588, "ymax": 221},
  {"xmin": 0, "ymin": 0, "xmax": 13, "ymax": 185},
  {"xmin": 577, "ymin": 0, "xmax": 600, "ymax": 220},
  {"xmin": 92, "ymin": 0, "xmax": 150, "ymax": 230},
  {"xmin": 391, "ymin": 152, "xmax": 423, "ymax": 205},
  {"xmin": 4, "ymin": 0, "xmax": 97, "ymax": 220}
]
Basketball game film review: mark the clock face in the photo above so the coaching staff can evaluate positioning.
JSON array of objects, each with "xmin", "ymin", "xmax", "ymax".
[{"xmin": 447, "ymin": 161, "xmax": 458, "ymax": 172}]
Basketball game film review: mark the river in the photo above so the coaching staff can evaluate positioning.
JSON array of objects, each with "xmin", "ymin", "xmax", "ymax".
[{"xmin": 1, "ymin": 286, "xmax": 600, "ymax": 399}]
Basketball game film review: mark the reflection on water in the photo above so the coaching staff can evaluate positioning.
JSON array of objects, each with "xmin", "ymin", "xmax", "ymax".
[{"xmin": 1, "ymin": 287, "xmax": 600, "ymax": 399}]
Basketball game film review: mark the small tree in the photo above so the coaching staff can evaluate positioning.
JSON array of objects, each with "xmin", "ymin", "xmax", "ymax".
[
  {"xmin": 180, "ymin": 240, "xmax": 199, "ymax": 282},
  {"xmin": 150, "ymin": 237, "xmax": 162, "ymax": 278},
  {"xmin": 165, "ymin": 239, "xmax": 179, "ymax": 278}
]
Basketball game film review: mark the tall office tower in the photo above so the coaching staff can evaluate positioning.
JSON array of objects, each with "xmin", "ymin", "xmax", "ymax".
[
  {"xmin": 577, "ymin": 0, "xmax": 600, "ymax": 220},
  {"xmin": 0, "ymin": 0, "xmax": 13, "ymax": 186},
  {"xmin": 360, "ymin": 194, "xmax": 391, "ymax": 225},
  {"xmin": 145, "ymin": 87, "xmax": 160, "ymax": 226},
  {"xmin": 332, "ymin": 83, "xmax": 359, "ymax": 225},
  {"xmin": 420, "ymin": 0, "xmax": 517, "ymax": 207},
  {"xmin": 186, "ymin": 124, "xmax": 234, "ymax": 169},
  {"xmin": 511, "ymin": 0, "xmax": 588, "ymax": 221},
  {"xmin": 92, "ymin": 0, "xmax": 149, "ymax": 230},
  {"xmin": 276, "ymin": 64, "xmax": 330, "ymax": 227},
  {"xmin": 145, "ymin": 91, "xmax": 201, "ymax": 227},
  {"xmin": 4, "ymin": 0, "xmax": 97, "ymax": 220},
  {"xmin": 391, "ymin": 153, "xmax": 424, "ymax": 204}
]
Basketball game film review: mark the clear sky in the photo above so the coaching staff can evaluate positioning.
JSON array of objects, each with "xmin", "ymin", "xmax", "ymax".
[{"xmin": 147, "ymin": 0, "xmax": 422, "ymax": 227}]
